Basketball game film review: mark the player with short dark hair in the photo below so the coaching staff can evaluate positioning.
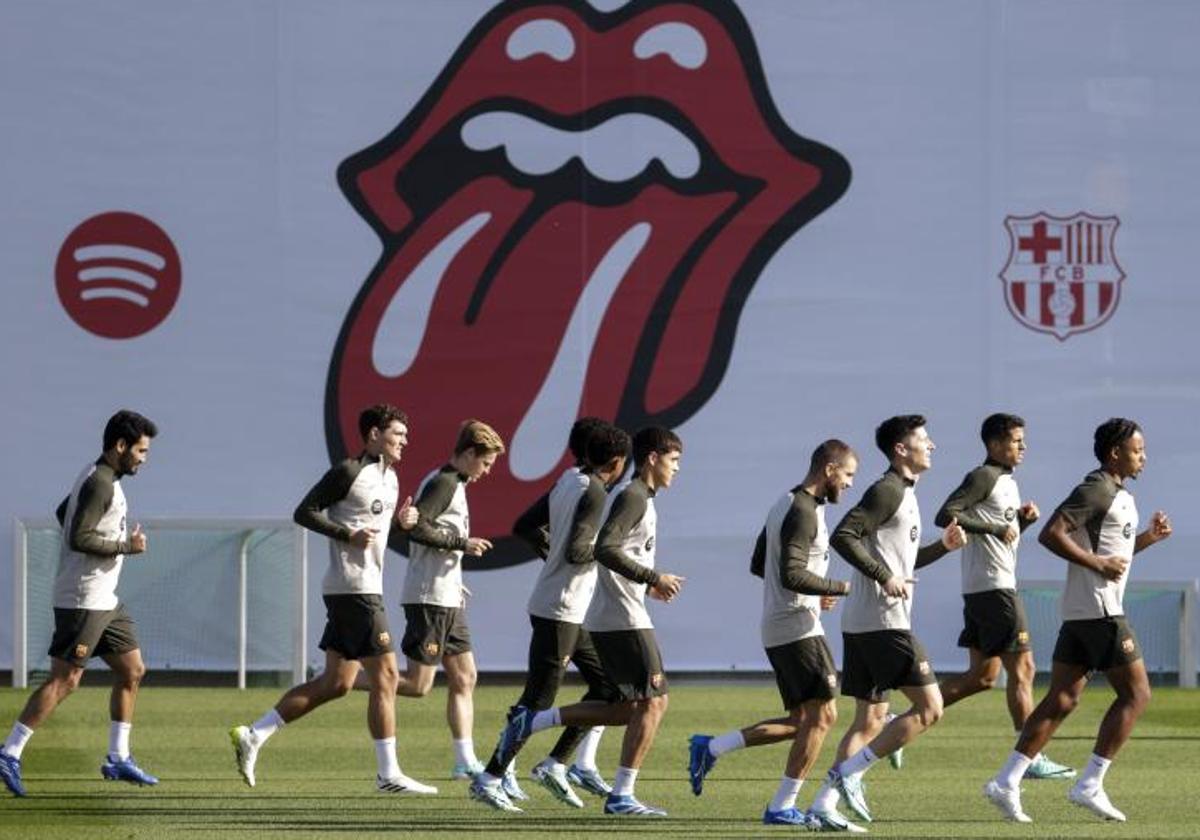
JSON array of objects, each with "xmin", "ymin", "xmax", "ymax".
[
  {"xmin": 227, "ymin": 404, "xmax": 433, "ymax": 795},
  {"xmin": 933, "ymin": 414, "xmax": 1074, "ymax": 780},
  {"xmin": 476, "ymin": 426, "xmax": 686, "ymax": 817},
  {"xmin": 807, "ymin": 415, "xmax": 966, "ymax": 827},
  {"xmin": 2, "ymin": 410, "xmax": 159, "ymax": 797},
  {"xmin": 984, "ymin": 418, "xmax": 1172, "ymax": 824},
  {"xmin": 470, "ymin": 422, "xmax": 631, "ymax": 811},
  {"xmin": 686, "ymin": 440, "xmax": 858, "ymax": 829}
]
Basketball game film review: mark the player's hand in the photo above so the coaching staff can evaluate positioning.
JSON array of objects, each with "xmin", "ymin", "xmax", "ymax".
[
  {"xmin": 127, "ymin": 523, "xmax": 147, "ymax": 554},
  {"xmin": 1146, "ymin": 510, "xmax": 1172, "ymax": 543},
  {"xmin": 1001, "ymin": 525, "xmax": 1019, "ymax": 544},
  {"xmin": 464, "ymin": 537, "xmax": 493, "ymax": 556},
  {"xmin": 349, "ymin": 528, "xmax": 378, "ymax": 548},
  {"xmin": 941, "ymin": 517, "xmax": 966, "ymax": 550},
  {"xmin": 396, "ymin": 496, "xmax": 418, "ymax": 530},
  {"xmin": 1093, "ymin": 554, "xmax": 1129, "ymax": 581},
  {"xmin": 652, "ymin": 573, "xmax": 685, "ymax": 602},
  {"xmin": 819, "ymin": 594, "xmax": 839, "ymax": 611},
  {"xmin": 1019, "ymin": 501, "xmax": 1040, "ymax": 524},
  {"xmin": 882, "ymin": 575, "xmax": 909, "ymax": 599}
]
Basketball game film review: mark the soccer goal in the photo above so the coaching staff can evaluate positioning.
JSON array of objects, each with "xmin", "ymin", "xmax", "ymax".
[
  {"xmin": 12, "ymin": 518, "xmax": 307, "ymax": 689},
  {"xmin": 1018, "ymin": 579, "xmax": 1198, "ymax": 687}
]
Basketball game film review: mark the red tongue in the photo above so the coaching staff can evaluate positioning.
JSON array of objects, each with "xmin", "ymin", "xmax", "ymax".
[{"xmin": 334, "ymin": 176, "xmax": 737, "ymax": 537}]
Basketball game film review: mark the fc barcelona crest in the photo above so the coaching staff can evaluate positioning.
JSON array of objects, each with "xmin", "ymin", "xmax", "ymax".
[{"xmin": 999, "ymin": 213, "xmax": 1125, "ymax": 340}]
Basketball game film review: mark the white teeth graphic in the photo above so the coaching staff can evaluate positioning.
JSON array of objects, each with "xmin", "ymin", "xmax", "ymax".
[
  {"xmin": 634, "ymin": 22, "xmax": 707, "ymax": 69},
  {"xmin": 510, "ymin": 222, "xmax": 652, "ymax": 481},
  {"xmin": 506, "ymin": 19, "xmax": 575, "ymax": 62},
  {"xmin": 462, "ymin": 112, "xmax": 700, "ymax": 183},
  {"xmin": 372, "ymin": 212, "xmax": 491, "ymax": 378}
]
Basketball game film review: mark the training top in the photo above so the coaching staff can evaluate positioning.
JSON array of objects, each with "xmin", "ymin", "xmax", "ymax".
[
  {"xmin": 750, "ymin": 487, "xmax": 849, "ymax": 648},
  {"xmin": 403, "ymin": 464, "xmax": 470, "ymax": 608},
  {"xmin": 53, "ymin": 459, "xmax": 129, "ymax": 610},
  {"xmin": 1053, "ymin": 470, "xmax": 1139, "ymax": 620},
  {"xmin": 522, "ymin": 468, "xmax": 608, "ymax": 624},
  {"xmin": 833, "ymin": 469, "xmax": 950, "ymax": 633},
  {"xmin": 935, "ymin": 460, "xmax": 1031, "ymax": 594},
  {"xmin": 585, "ymin": 477, "xmax": 661, "ymax": 632},
  {"xmin": 294, "ymin": 452, "xmax": 399, "ymax": 596}
]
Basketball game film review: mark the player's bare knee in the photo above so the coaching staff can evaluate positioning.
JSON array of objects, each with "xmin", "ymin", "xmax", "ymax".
[
  {"xmin": 448, "ymin": 669, "xmax": 476, "ymax": 695},
  {"xmin": 818, "ymin": 702, "xmax": 838, "ymax": 731},
  {"xmin": 917, "ymin": 701, "xmax": 944, "ymax": 728},
  {"xmin": 973, "ymin": 672, "xmax": 998, "ymax": 692}
]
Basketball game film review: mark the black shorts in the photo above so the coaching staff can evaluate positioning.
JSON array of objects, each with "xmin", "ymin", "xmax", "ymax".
[
  {"xmin": 518, "ymin": 616, "xmax": 618, "ymax": 709},
  {"xmin": 590, "ymin": 628, "xmax": 668, "ymax": 701},
  {"xmin": 1053, "ymin": 616, "xmax": 1142, "ymax": 672},
  {"xmin": 48, "ymin": 604, "xmax": 139, "ymax": 666},
  {"xmin": 765, "ymin": 636, "xmax": 838, "ymax": 710},
  {"xmin": 841, "ymin": 630, "xmax": 936, "ymax": 702},
  {"xmin": 958, "ymin": 589, "xmax": 1031, "ymax": 656},
  {"xmin": 401, "ymin": 604, "xmax": 472, "ymax": 665},
  {"xmin": 319, "ymin": 594, "xmax": 393, "ymax": 660}
]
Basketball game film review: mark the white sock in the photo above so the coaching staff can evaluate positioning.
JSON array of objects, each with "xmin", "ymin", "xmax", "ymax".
[
  {"xmin": 769, "ymin": 775, "xmax": 804, "ymax": 812},
  {"xmin": 250, "ymin": 708, "xmax": 285, "ymax": 744},
  {"xmin": 996, "ymin": 750, "xmax": 1033, "ymax": 790},
  {"xmin": 108, "ymin": 721, "xmax": 132, "ymax": 760},
  {"xmin": 837, "ymin": 745, "xmax": 879, "ymax": 778},
  {"xmin": 2, "ymin": 722, "xmax": 34, "ymax": 759},
  {"xmin": 1078, "ymin": 753, "xmax": 1112, "ymax": 792},
  {"xmin": 453, "ymin": 738, "xmax": 478, "ymax": 768},
  {"xmin": 709, "ymin": 730, "xmax": 746, "ymax": 758},
  {"xmin": 530, "ymin": 708, "xmax": 560, "ymax": 733},
  {"xmin": 375, "ymin": 736, "xmax": 401, "ymax": 780},
  {"xmin": 573, "ymin": 726, "xmax": 604, "ymax": 770},
  {"xmin": 810, "ymin": 775, "xmax": 841, "ymax": 812},
  {"xmin": 611, "ymin": 765, "xmax": 638, "ymax": 797}
]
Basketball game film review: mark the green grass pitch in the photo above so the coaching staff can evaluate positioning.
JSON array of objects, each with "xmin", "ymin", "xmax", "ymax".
[{"xmin": 1, "ymin": 680, "xmax": 1195, "ymax": 838}]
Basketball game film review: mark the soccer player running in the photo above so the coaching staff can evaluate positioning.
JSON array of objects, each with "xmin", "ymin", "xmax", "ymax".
[
  {"xmin": 478, "ymin": 427, "xmax": 686, "ymax": 817},
  {"xmin": 396, "ymin": 420, "xmax": 505, "ymax": 788},
  {"xmin": 229, "ymin": 404, "xmax": 433, "ymax": 794},
  {"xmin": 469, "ymin": 422, "xmax": 631, "ymax": 812},
  {"xmin": 686, "ymin": 440, "xmax": 858, "ymax": 829},
  {"xmin": 933, "ymin": 413, "xmax": 1073, "ymax": 779},
  {"xmin": 984, "ymin": 418, "xmax": 1171, "ymax": 824},
  {"xmin": 807, "ymin": 415, "xmax": 966, "ymax": 828},
  {"xmin": 1, "ymin": 410, "xmax": 159, "ymax": 797}
]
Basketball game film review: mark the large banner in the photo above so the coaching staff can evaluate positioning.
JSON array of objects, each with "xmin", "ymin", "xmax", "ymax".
[{"xmin": 2, "ymin": 0, "xmax": 1196, "ymax": 672}]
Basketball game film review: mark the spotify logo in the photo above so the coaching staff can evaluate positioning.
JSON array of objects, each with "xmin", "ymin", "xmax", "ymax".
[{"xmin": 55, "ymin": 212, "xmax": 181, "ymax": 339}]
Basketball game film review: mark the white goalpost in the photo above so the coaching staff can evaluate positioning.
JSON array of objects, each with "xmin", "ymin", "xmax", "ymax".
[{"xmin": 12, "ymin": 518, "xmax": 307, "ymax": 690}]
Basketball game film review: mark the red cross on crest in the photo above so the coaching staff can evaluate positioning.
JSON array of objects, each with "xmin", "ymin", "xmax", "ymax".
[{"xmin": 999, "ymin": 212, "xmax": 1125, "ymax": 340}]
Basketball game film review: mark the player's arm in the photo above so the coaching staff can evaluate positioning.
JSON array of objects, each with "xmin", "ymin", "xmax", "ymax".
[
  {"xmin": 594, "ymin": 486, "xmax": 659, "ymax": 586},
  {"xmin": 830, "ymin": 479, "xmax": 902, "ymax": 586},
  {"xmin": 1038, "ymin": 481, "xmax": 1126, "ymax": 580},
  {"xmin": 749, "ymin": 527, "xmax": 767, "ymax": 578},
  {"xmin": 780, "ymin": 501, "xmax": 850, "ymax": 596},
  {"xmin": 512, "ymin": 491, "xmax": 551, "ymax": 560},
  {"xmin": 67, "ymin": 473, "xmax": 128, "ymax": 557},
  {"xmin": 1135, "ymin": 511, "xmax": 1172, "ymax": 553},
  {"xmin": 564, "ymin": 479, "xmax": 607, "ymax": 565},
  {"xmin": 293, "ymin": 460, "xmax": 359, "ymax": 542},
  {"xmin": 407, "ymin": 470, "xmax": 469, "ymax": 551},
  {"xmin": 915, "ymin": 520, "xmax": 965, "ymax": 568},
  {"xmin": 935, "ymin": 466, "xmax": 1007, "ymax": 538}
]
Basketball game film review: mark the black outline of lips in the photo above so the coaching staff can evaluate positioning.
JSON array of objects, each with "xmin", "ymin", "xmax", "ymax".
[{"xmin": 327, "ymin": 0, "xmax": 851, "ymax": 569}]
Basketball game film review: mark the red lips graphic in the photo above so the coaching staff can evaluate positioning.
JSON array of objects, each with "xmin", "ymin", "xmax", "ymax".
[{"xmin": 328, "ymin": 0, "xmax": 850, "ymax": 568}]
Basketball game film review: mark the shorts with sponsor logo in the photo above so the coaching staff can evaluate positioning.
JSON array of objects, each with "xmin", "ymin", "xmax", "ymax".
[
  {"xmin": 958, "ymin": 588, "xmax": 1031, "ymax": 655},
  {"xmin": 591, "ymin": 628, "xmax": 668, "ymax": 701},
  {"xmin": 48, "ymin": 604, "xmax": 139, "ymax": 666},
  {"xmin": 765, "ymin": 636, "xmax": 838, "ymax": 710},
  {"xmin": 401, "ymin": 603, "xmax": 471, "ymax": 665},
  {"xmin": 1052, "ymin": 616, "xmax": 1141, "ymax": 672},
  {"xmin": 841, "ymin": 629, "xmax": 936, "ymax": 702},
  {"xmin": 518, "ymin": 615, "xmax": 619, "ymax": 709},
  {"xmin": 319, "ymin": 594, "xmax": 393, "ymax": 660}
]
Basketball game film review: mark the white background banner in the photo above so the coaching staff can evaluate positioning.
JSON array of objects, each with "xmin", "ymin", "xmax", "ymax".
[{"xmin": 2, "ymin": 0, "xmax": 1196, "ymax": 673}]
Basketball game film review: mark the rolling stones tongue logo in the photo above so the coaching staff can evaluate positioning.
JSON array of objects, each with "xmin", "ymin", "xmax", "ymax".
[{"xmin": 327, "ymin": 0, "xmax": 850, "ymax": 568}]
